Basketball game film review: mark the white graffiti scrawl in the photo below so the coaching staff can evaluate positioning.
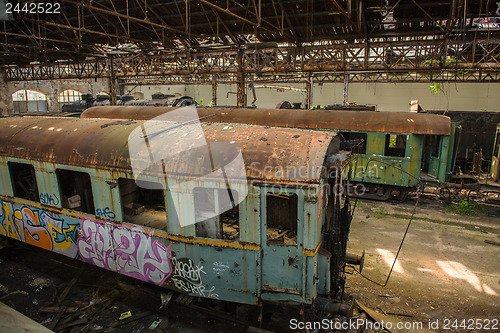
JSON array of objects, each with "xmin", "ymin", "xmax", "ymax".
[
  {"xmin": 77, "ymin": 218, "xmax": 173, "ymax": 285},
  {"xmin": 170, "ymin": 257, "xmax": 219, "ymax": 299}
]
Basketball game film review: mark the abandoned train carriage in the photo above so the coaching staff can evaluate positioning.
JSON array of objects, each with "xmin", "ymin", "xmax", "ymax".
[
  {"xmin": 0, "ymin": 116, "xmax": 352, "ymax": 308},
  {"xmin": 83, "ymin": 106, "xmax": 458, "ymax": 201}
]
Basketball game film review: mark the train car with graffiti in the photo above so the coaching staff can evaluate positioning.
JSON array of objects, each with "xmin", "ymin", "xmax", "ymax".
[
  {"xmin": 0, "ymin": 115, "xmax": 352, "ymax": 313},
  {"xmin": 82, "ymin": 106, "xmax": 459, "ymax": 201}
]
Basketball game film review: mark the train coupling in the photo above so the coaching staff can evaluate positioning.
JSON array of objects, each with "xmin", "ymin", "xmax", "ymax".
[
  {"xmin": 315, "ymin": 297, "xmax": 354, "ymax": 318},
  {"xmin": 346, "ymin": 250, "xmax": 365, "ymax": 273}
]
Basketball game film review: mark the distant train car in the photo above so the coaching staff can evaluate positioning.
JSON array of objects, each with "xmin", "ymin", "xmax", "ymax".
[
  {"xmin": 0, "ymin": 116, "xmax": 352, "ymax": 312},
  {"xmin": 426, "ymin": 110, "xmax": 500, "ymax": 170},
  {"xmin": 124, "ymin": 95, "xmax": 197, "ymax": 107},
  {"xmin": 82, "ymin": 106, "xmax": 458, "ymax": 201}
]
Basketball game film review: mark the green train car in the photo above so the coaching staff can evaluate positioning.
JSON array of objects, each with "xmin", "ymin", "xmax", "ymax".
[{"xmin": 83, "ymin": 106, "xmax": 460, "ymax": 201}]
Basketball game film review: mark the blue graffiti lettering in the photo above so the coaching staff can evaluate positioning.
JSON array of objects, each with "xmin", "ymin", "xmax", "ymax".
[
  {"xmin": 95, "ymin": 207, "xmax": 116, "ymax": 220},
  {"xmin": 39, "ymin": 193, "xmax": 60, "ymax": 206}
]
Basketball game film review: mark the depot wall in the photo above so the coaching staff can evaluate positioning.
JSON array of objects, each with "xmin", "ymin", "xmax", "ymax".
[
  {"xmin": 2, "ymin": 74, "xmax": 499, "ymax": 114},
  {"xmin": 125, "ymin": 82, "xmax": 500, "ymax": 112}
]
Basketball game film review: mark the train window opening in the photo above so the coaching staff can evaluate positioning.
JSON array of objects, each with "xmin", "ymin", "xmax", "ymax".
[
  {"xmin": 385, "ymin": 134, "xmax": 407, "ymax": 157},
  {"xmin": 339, "ymin": 132, "xmax": 367, "ymax": 154},
  {"xmin": 57, "ymin": 169, "xmax": 95, "ymax": 214},
  {"xmin": 8, "ymin": 162, "xmax": 39, "ymax": 202},
  {"xmin": 193, "ymin": 187, "xmax": 240, "ymax": 240},
  {"xmin": 266, "ymin": 192, "xmax": 298, "ymax": 245},
  {"xmin": 431, "ymin": 135, "xmax": 440, "ymax": 157},
  {"xmin": 119, "ymin": 178, "xmax": 167, "ymax": 229},
  {"xmin": 194, "ymin": 188, "xmax": 240, "ymax": 240}
]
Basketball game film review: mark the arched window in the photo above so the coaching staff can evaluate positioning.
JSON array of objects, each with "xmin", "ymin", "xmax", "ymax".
[
  {"xmin": 12, "ymin": 89, "xmax": 48, "ymax": 113},
  {"xmin": 58, "ymin": 89, "xmax": 83, "ymax": 103}
]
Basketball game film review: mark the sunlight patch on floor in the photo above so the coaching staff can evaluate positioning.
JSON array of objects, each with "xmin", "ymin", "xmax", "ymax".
[
  {"xmin": 437, "ymin": 261, "xmax": 498, "ymax": 296},
  {"xmin": 376, "ymin": 248, "xmax": 405, "ymax": 274}
]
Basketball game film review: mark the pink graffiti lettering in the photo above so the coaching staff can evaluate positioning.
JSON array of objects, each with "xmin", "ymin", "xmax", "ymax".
[
  {"xmin": 77, "ymin": 218, "xmax": 173, "ymax": 285},
  {"xmin": 77, "ymin": 218, "xmax": 117, "ymax": 271}
]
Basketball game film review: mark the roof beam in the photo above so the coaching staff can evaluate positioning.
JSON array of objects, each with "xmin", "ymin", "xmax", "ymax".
[
  {"xmin": 60, "ymin": 0, "xmax": 198, "ymax": 38},
  {"xmin": 194, "ymin": 0, "xmax": 293, "ymax": 41}
]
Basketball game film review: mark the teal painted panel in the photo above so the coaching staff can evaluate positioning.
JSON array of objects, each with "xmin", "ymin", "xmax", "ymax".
[
  {"xmin": 317, "ymin": 254, "xmax": 330, "ymax": 295},
  {"xmin": 261, "ymin": 245, "xmax": 303, "ymax": 294}
]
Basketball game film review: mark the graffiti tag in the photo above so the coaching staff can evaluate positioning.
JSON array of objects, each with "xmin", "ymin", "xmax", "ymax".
[
  {"xmin": 39, "ymin": 193, "xmax": 60, "ymax": 206},
  {"xmin": 77, "ymin": 218, "xmax": 173, "ymax": 285},
  {"xmin": 170, "ymin": 257, "xmax": 219, "ymax": 298},
  {"xmin": 95, "ymin": 207, "xmax": 116, "ymax": 220},
  {"xmin": 0, "ymin": 200, "xmax": 79, "ymax": 257},
  {"xmin": 213, "ymin": 261, "xmax": 230, "ymax": 274}
]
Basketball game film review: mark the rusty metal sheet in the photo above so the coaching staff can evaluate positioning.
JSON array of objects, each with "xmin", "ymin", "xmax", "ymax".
[
  {"xmin": 82, "ymin": 106, "xmax": 451, "ymax": 135},
  {"xmin": 0, "ymin": 116, "xmax": 340, "ymax": 184},
  {"xmin": 82, "ymin": 106, "xmax": 178, "ymax": 120}
]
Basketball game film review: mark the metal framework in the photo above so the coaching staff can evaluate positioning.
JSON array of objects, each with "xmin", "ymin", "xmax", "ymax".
[
  {"xmin": 1, "ymin": 0, "xmax": 499, "ymax": 91},
  {"xmin": 4, "ymin": 37, "xmax": 499, "ymax": 84}
]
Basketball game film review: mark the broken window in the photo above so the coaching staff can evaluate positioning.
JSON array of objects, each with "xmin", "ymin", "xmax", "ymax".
[
  {"xmin": 119, "ymin": 178, "xmax": 167, "ymax": 229},
  {"xmin": 339, "ymin": 132, "xmax": 367, "ymax": 154},
  {"xmin": 385, "ymin": 134, "xmax": 407, "ymax": 157},
  {"xmin": 193, "ymin": 188, "xmax": 239, "ymax": 240},
  {"xmin": 57, "ymin": 169, "xmax": 94, "ymax": 214},
  {"xmin": 8, "ymin": 162, "xmax": 39, "ymax": 202},
  {"xmin": 266, "ymin": 192, "xmax": 298, "ymax": 245}
]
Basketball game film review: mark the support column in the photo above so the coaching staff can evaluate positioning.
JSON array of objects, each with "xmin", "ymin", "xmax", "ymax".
[
  {"xmin": 0, "ymin": 70, "xmax": 12, "ymax": 115},
  {"xmin": 343, "ymin": 73, "xmax": 349, "ymax": 105},
  {"xmin": 305, "ymin": 74, "xmax": 313, "ymax": 109},
  {"xmin": 108, "ymin": 57, "xmax": 117, "ymax": 105},
  {"xmin": 236, "ymin": 49, "xmax": 246, "ymax": 108},
  {"xmin": 211, "ymin": 75, "xmax": 218, "ymax": 106},
  {"xmin": 47, "ymin": 87, "xmax": 59, "ymax": 113}
]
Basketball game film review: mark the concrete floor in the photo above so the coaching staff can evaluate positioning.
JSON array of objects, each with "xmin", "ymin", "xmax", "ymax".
[{"xmin": 346, "ymin": 198, "xmax": 500, "ymax": 330}]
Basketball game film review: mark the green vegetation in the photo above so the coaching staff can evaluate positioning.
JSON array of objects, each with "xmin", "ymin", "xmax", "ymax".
[
  {"xmin": 447, "ymin": 200, "xmax": 483, "ymax": 216},
  {"xmin": 429, "ymin": 82, "xmax": 444, "ymax": 94},
  {"xmin": 376, "ymin": 207, "xmax": 385, "ymax": 219}
]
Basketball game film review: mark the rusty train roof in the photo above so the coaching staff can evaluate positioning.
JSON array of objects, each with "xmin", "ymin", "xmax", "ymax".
[
  {"xmin": 0, "ymin": 116, "xmax": 340, "ymax": 184},
  {"xmin": 82, "ymin": 106, "xmax": 452, "ymax": 135}
]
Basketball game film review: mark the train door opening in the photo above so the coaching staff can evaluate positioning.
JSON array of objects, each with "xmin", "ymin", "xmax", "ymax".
[
  {"xmin": 260, "ymin": 190, "xmax": 303, "ymax": 294},
  {"xmin": 421, "ymin": 135, "xmax": 442, "ymax": 180}
]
